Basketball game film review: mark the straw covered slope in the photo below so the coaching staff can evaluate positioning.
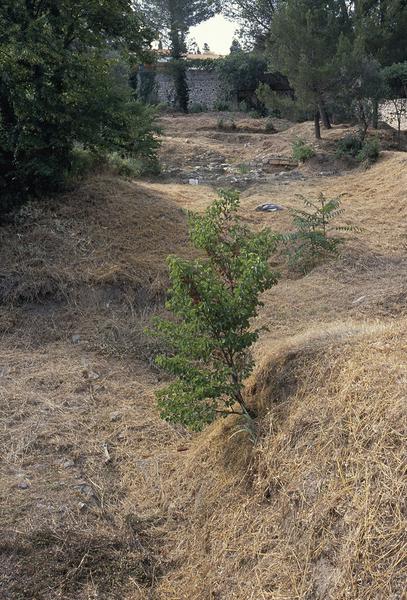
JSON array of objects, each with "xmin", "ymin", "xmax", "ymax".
[
  {"xmin": 156, "ymin": 322, "xmax": 407, "ymax": 599},
  {"xmin": 1, "ymin": 113, "xmax": 406, "ymax": 599},
  {"xmin": 0, "ymin": 176, "xmax": 191, "ymax": 600},
  {"xmin": 0, "ymin": 174, "xmax": 190, "ymax": 355}
]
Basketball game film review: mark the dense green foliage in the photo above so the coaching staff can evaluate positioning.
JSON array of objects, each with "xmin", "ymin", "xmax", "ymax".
[
  {"xmin": 335, "ymin": 39, "xmax": 385, "ymax": 137},
  {"xmin": 260, "ymin": 0, "xmax": 407, "ymax": 137},
  {"xmin": 0, "ymin": 0, "xmax": 157, "ymax": 215},
  {"xmin": 335, "ymin": 134, "xmax": 380, "ymax": 163},
  {"xmin": 222, "ymin": 0, "xmax": 276, "ymax": 49},
  {"xmin": 356, "ymin": 136, "xmax": 381, "ymax": 163},
  {"xmin": 216, "ymin": 52, "xmax": 269, "ymax": 111},
  {"xmin": 335, "ymin": 134, "xmax": 364, "ymax": 159},
  {"xmin": 292, "ymin": 138, "xmax": 315, "ymax": 162},
  {"xmin": 257, "ymin": 85, "xmax": 307, "ymax": 121},
  {"xmin": 151, "ymin": 190, "xmax": 278, "ymax": 431},
  {"xmin": 269, "ymin": 0, "xmax": 349, "ymax": 138},
  {"xmin": 355, "ymin": 0, "xmax": 407, "ymax": 67}
]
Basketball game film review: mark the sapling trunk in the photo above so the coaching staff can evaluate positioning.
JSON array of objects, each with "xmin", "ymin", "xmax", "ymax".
[
  {"xmin": 319, "ymin": 102, "xmax": 332, "ymax": 129},
  {"xmin": 314, "ymin": 111, "xmax": 321, "ymax": 139}
]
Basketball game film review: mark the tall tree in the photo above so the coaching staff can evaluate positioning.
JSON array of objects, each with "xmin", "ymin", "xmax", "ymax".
[
  {"xmin": 354, "ymin": 0, "xmax": 407, "ymax": 126},
  {"xmin": 222, "ymin": 0, "xmax": 276, "ymax": 49},
  {"xmin": 0, "ymin": 0, "xmax": 155, "ymax": 214},
  {"xmin": 355, "ymin": 0, "xmax": 407, "ymax": 66},
  {"xmin": 137, "ymin": 0, "xmax": 220, "ymax": 111},
  {"xmin": 382, "ymin": 62, "xmax": 407, "ymax": 145},
  {"xmin": 268, "ymin": 0, "xmax": 351, "ymax": 138}
]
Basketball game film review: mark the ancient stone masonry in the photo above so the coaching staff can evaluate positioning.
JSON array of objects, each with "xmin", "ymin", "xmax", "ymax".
[
  {"xmin": 380, "ymin": 99, "xmax": 407, "ymax": 129},
  {"xmin": 155, "ymin": 68, "xmax": 221, "ymax": 109}
]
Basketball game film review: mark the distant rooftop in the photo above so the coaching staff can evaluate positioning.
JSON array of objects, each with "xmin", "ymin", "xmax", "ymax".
[{"xmin": 155, "ymin": 49, "xmax": 224, "ymax": 62}]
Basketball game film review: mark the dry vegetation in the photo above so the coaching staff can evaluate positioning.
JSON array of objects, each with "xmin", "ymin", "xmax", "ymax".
[
  {"xmin": 1, "ymin": 113, "xmax": 406, "ymax": 599},
  {"xmin": 157, "ymin": 322, "xmax": 406, "ymax": 599}
]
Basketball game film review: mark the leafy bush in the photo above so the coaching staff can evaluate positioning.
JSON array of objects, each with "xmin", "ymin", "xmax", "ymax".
[
  {"xmin": 107, "ymin": 153, "xmax": 144, "ymax": 178},
  {"xmin": 292, "ymin": 139, "xmax": 315, "ymax": 162},
  {"xmin": 190, "ymin": 102, "xmax": 208, "ymax": 113},
  {"xmin": 285, "ymin": 193, "xmax": 355, "ymax": 272},
  {"xmin": 249, "ymin": 110, "xmax": 264, "ymax": 119},
  {"xmin": 217, "ymin": 118, "xmax": 237, "ymax": 131},
  {"xmin": 257, "ymin": 84, "xmax": 309, "ymax": 122},
  {"xmin": 239, "ymin": 100, "xmax": 250, "ymax": 113},
  {"xmin": 213, "ymin": 100, "xmax": 232, "ymax": 111},
  {"xmin": 151, "ymin": 189, "xmax": 278, "ymax": 431},
  {"xmin": 336, "ymin": 135, "xmax": 380, "ymax": 164},
  {"xmin": 216, "ymin": 52, "xmax": 269, "ymax": 112},
  {"xmin": 356, "ymin": 137, "xmax": 380, "ymax": 164},
  {"xmin": 335, "ymin": 134, "xmax": 363, "ymax": 159},
  {"xmin": 69, "ymin": 148, "xmax": 105, "ymax": 180}
]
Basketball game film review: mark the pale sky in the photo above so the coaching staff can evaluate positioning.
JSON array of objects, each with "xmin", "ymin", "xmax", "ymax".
[{"xmin": 190, "ymin": 15, "xmax": 238, "ymax": 56}]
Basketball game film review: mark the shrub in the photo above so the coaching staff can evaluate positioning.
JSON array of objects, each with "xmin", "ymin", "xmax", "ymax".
[
  {"xmin": 69, "ymin": 148, "xmax": 105, "ymax": 180},
  {"xmin": 292, "ymin": 139, "xmax": 315, "ymax": 162},
  {"xmin": 213, "ymin": 100, "xmax": 232, "ymax": 111},
  {"xmin": 249, "ymin": 110, "xmax": 263, "ymax": 119},
  {"xmin": 217, "ymin": 118, "xmax": 237, "ymax": 131},
  {"xmin": 190, "ymin": 102, "xmax": 207, "ymax": 113},
  {"xmin": 336, "ymin": 134, "xmax": 380, "ymax": 164},
  {"xmin": 286, "ymin": 193, "xmax": 356, "ymax": 272},
  {"xmin": 151, "ymin": 189, "xmax": 279, "ymax": 431},
  {"xmin": 335, "ymin": 134, "xmax": 363, "ymax": 159},
  {"xmin": 239, "ymin": 100, "xmax": 251, "ymax": 113},
  {"xmin": 216, "ymin": 52, "xmax": 269, "ymax": 113},
  {"xmin": 265, "ymin": 118, "xmax": 276, "ymax": 133},
  {"xmin": 356, "ymin": 137, "xmax": 380, "ymax": 164},
  {"xmin": 238, "ymin": 163, "xmax": 250, "ymax": 174}
]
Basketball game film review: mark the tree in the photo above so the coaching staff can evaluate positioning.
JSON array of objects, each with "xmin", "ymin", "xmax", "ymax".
[
  {"xmin": 137, "ymin": 0, "xmax": 220, "ymax": 111},
  {"xmin": 382, "ymin": 62, "xmax": 407, "ymax": 146},
  {"xmin": 222, "ymin": 0, "xmax": 277, "ymax": 50},
  {"xmin": 151, "ymin": 189, "xmax": 278, "ymax": 431},
  {"xmin": 188, "ymin": 37, "xmax": 199, "ymax": 54},
  {"xmin": 216, "ymin": 51, "xmax": 269, "ymax": 110},
  {"xmin": 203, "ymin": 42, "xmax": 211, "ymax": 53},
  {"xmin": 335, "ymin": 36, "xmax": 386, "ymax": 139},
  {"xmin": 0, "ymin": 0, "xmax": 156, "ymax": 215},
  {"xmin": 353, "ymin": 0, "xmax": 407, "ymax": 127},
  {"xmin": 355, "ymin": 0, "xmax": 407, "ymax": 67},
  {"xmin": 268, "ymin": 0, "xmax": 351, "ymax": 138},
  {"xmin": 230, "ymin": 38, "xmax": 243, "ymax": 53}
]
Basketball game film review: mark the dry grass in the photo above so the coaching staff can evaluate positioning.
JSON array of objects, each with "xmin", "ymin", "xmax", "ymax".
[
  {"xmin": 1, "ymin": 113, "xmax": 406, "ymax": 599},
  {"xmin": 0, "ymin": 175, "xmax": 189, "ymax": 304},
  {"xmin": 0, "ymin": 175, "xmax": 191, "ymax": 598},
  {"xmin": 0, "ymin": 342, "xmax": 188, "ymax": 599},
  {"xmin": 156, "ymin": 322, "xmax": 407, "ymax": 599},
  {"xmin": 159, "ymin": 112, "xmax": 406, "ymax": 173},
  {"xmin": 0, "ymin": 175, "xmax": 190, "ymax": 358}
]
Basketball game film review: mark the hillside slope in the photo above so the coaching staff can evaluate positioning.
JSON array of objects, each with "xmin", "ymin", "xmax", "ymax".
[
  {"xmin": 0, "ymin": 114, "xmax": 406, "ymax": 599},
  {"xmin": 0, "ymin": 176, "xmax": 191, "ymax": 600},
  {"xmin": 156, "ymin": 322, "xmax": 406, "ymax": 599}
]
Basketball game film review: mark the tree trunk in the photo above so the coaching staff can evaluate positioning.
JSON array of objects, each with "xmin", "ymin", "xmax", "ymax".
[
  {"xmin": 314, "ymin": 111, "xmax": 321, "ymax": 139},
  {"xmin": 169, "ymin": 14, "xmax": 189, "ymax": 113},
  {"xmin": 372, "ymin": 98, "xmax": 379, "ymax": 129},
  {"xmin": 319, "ymin": 101, "xmax": 332, "ymax": 129}
]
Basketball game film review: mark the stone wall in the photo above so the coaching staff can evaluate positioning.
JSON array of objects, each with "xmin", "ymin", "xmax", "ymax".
[
  {"xmin": 155, "ymin": 69, "xmax": 221, "ymax": 109},
  {"xmin": 380, "ymin": 99, "xmax": 407, "ymax": 129}
]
